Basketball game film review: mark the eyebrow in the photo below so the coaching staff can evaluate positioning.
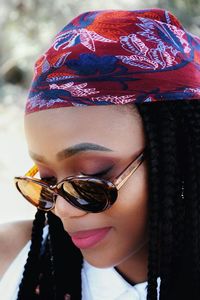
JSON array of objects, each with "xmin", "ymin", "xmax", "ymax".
[
  {"xmin": 57, "ymin": 143, "xmax": 113, "ymax": 160},
  {"xmin": 29, "ymin": 142, "xmax": 113, "ymax": 163}
]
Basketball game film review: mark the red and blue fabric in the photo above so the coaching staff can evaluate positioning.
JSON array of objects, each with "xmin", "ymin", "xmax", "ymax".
[{"xmin": 26, "ymin": 8, "xmax": 200, "ymax": 114}]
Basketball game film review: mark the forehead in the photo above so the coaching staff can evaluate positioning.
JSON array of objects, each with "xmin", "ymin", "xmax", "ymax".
[{"xmin": 24, "ymin": 105, "xmax": 145, "ymax": 159}]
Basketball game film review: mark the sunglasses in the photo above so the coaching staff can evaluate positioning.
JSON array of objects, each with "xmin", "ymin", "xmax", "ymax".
[{"xmin": 14, "ymin": 151, "xmax": 145, "ymax": 213}]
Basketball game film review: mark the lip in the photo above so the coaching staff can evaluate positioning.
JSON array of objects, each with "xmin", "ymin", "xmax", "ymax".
[{"xmin": 70, "ymin": 227, "xmax": 111, "ymax": 249}]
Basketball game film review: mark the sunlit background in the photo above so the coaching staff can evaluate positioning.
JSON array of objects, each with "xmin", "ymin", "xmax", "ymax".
[{"xmin": 1, "ymin": 0, "xmax": 200, "ymax": 224}]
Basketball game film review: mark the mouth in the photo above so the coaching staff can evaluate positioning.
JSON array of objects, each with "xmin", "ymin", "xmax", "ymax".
[{"xmin": 69, "ymin": 227, "xmax": 112, "ymax": 249}]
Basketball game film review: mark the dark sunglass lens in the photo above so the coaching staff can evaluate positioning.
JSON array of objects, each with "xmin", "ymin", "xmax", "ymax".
[
  {"xmin": 16, "ymin": 179, "xmax": 54, "ymax": 210},
  {"xmin": 59, "ymin": 178, "xmax": 117, "ymax": 212}
]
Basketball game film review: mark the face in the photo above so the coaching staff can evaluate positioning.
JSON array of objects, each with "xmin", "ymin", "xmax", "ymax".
[{"xmin": 25, "ymin": 105, "xmax": 148, "ymax": 279}]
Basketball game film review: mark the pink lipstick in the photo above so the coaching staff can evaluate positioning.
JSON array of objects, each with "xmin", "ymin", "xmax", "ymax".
[{"xmin": 70, "ymin": 227, "xmax": 111, "ymax": 249}]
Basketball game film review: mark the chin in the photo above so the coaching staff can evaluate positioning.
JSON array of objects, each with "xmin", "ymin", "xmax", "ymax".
[{"xmin": 81, "ymin": 250, "xmax": 120, "ymax": 269}]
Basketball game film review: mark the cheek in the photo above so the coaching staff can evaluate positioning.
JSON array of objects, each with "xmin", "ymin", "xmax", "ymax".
[
  {"xmin": 111, "ymin": 163, "xmax": 148, "ymax": 248},
  {"xmin": 80, "ymin": 165, "xmax": 148, "ymax": 268},
  {"xmin": 113, "ymin": 162, "xmax": 148, "ymax": 217}
]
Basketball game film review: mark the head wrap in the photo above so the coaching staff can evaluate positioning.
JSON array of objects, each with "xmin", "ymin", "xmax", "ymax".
[{"xmin": 26, "ymin": 8, "xmax": 200, "ymax": 114}]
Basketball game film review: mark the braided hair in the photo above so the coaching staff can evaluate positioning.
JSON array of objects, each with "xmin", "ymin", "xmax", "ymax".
[
  {"xmin": 17, "ymin": 100, "xmax": 200, "ymax": 300},
  {"xmin": 137, "ymin": 100, "xmax": 200, "ymax": 300}
]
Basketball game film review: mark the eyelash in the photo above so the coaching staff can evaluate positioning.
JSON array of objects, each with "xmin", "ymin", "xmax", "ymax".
[
  {"xmin": 41, "ymin": 167, "xmax": 112, "ymax": 182},
  {"xmin": 81, "ymin": 167, "xmax": 112, "ymax": 178}
]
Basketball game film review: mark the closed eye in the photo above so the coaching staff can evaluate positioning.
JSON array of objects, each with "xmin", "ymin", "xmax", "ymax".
[{"xmin": 81, "ymin": 166, "xmax": 114, "ymax": 178}]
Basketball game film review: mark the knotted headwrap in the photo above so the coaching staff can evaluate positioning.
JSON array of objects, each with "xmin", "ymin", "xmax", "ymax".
[{"xmin": 26, "ymin": 8, "xmax": 200, "ymax": 114}]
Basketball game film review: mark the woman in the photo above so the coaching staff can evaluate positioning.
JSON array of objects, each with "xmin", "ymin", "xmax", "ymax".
[{"xmin": 0, "ymin": 8, "xmax": 200, "ymax": 300}]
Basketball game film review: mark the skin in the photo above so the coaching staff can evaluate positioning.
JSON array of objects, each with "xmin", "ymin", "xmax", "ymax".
[
  {"xmin": 0, "ymin": 220, "xmax": 33, "ymax": 279},
  {"xmin": 24, "ymin": 104, "xmax": 149, "ymax": 284}
]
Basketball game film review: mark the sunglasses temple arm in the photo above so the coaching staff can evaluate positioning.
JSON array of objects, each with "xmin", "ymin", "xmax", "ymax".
[
  {"xmin": 25, "ymin": 164, "xmax": 39, "ymax": 177},
  {"xmin": 113, "ymin": 153, "xmax": 144, "ymax": 190}
]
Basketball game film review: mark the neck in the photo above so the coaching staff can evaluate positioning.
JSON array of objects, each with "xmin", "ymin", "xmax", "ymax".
[{"xmin": 115, "ymin": 241, "xmax": 148, "ymax": 285}]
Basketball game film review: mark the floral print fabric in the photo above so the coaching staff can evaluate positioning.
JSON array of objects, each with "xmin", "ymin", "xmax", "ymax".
[{"xmin": 26, "ymin": 8, "xmax": 200, "ymax": 114}]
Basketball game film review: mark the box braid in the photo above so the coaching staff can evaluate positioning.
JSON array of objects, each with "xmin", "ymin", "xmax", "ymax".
[
  {"xmin": 180, "ymin": 101, "xmax": 200, "ymax": 298},
  {"xmin": 46, "ymin": 212, "xmax": 82, "ymax": 299},
  {"xmin": 17, "ymin": 209, "xmax": 46, "ymax": 299},
  {"xmin": 136, "ymin": 103, "xmax": 161, "ymax": 300},
  {"xmin": 17, "ymin": 100, "xmax": 200, "ymax": 300}
]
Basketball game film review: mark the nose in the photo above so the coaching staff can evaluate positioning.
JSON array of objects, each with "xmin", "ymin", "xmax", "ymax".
[{"xmin": 54, "ymin": 195, "xmax": 87, "ymax": 218}]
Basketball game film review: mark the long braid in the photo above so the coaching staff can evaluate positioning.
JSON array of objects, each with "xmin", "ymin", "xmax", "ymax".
[
  {"xmin": 158, "ymin": 104, "xmax": 179, "ymax": 300},
  {"xmin": 171, "ymin": 103, "xmax": 185, "ymax": 264},
  {"xmin": 137, "ymin": 103, "xmax": 161, "ymax": 300},
  {"xmin": 17, "ymin": 209, "xmax": 46, "ymax": 300},
  {"xmin": 47, "ymin": 212, "xmax": 83, "ymax": 300},
  {"xmin": 181, "ymin": 101, "xmax": 200, "ymax": 298},
  {"xmin": 38, "ymin": 234, "xmax": 56, "ymax": 299}
]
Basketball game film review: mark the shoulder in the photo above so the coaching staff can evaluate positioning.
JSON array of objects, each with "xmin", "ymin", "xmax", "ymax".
[{"xmin": 0, "ymin": 219, "xmax": 33, "ymax": 279}]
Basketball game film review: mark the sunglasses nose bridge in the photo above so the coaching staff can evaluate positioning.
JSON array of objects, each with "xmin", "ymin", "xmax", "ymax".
[
  {"xmin": 29, "ymin": 183, "xmax": 56, "ymax": 211},
  {"xmin": 49, "ymin": 183, "xmax": 57, "ymax": 192},
  {"xmin": 55, "ymin": 193, "xmax": 88, "ymax": 217},
  {"xmin": 46, "ymin": 185, "xmax": 61, "ymax": 207}
]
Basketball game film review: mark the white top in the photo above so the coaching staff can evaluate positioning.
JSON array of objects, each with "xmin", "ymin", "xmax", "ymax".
[
  {"xmin": 0, "ymin": 228, "xmax": 152, "ymax": 300},
  {"xmin": 82, "ymin": 261, "xmax": 148, "ymax": 300},
  {"xmin": 0, "ymin": 239, "xmax": 31, "ymax": 300}
]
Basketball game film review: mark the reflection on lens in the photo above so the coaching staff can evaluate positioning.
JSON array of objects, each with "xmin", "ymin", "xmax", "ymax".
[
  {"xmin": 62, "ymin": 181, "xmax": 80, "ymax": 197},
  {"xmin": 17, "ymin": 179, "xmax": 54, "ymax": 210},
  {"xmin": 62, "ymin": 180, "xmax": 107, "ymax": 208},
  {"xmin": 60, "ymin": 178, "xmax": 117, "ymax": 212}
]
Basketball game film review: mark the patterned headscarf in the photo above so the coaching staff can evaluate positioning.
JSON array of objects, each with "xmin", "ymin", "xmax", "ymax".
[{"xmin": 26, "ymin": 8, "xmax": 200, "ymax": 114}]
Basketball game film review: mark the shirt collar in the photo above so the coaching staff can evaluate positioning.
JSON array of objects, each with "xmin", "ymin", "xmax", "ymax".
[{"xmin": 82, "ymin": 260, "xmax": 148, "ymax": 300}]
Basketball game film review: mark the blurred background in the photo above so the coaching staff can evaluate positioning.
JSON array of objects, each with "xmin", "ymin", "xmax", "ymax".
[{"xmin": 1, "ymin": 0, "xmax": 200, "ymax": 224}]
